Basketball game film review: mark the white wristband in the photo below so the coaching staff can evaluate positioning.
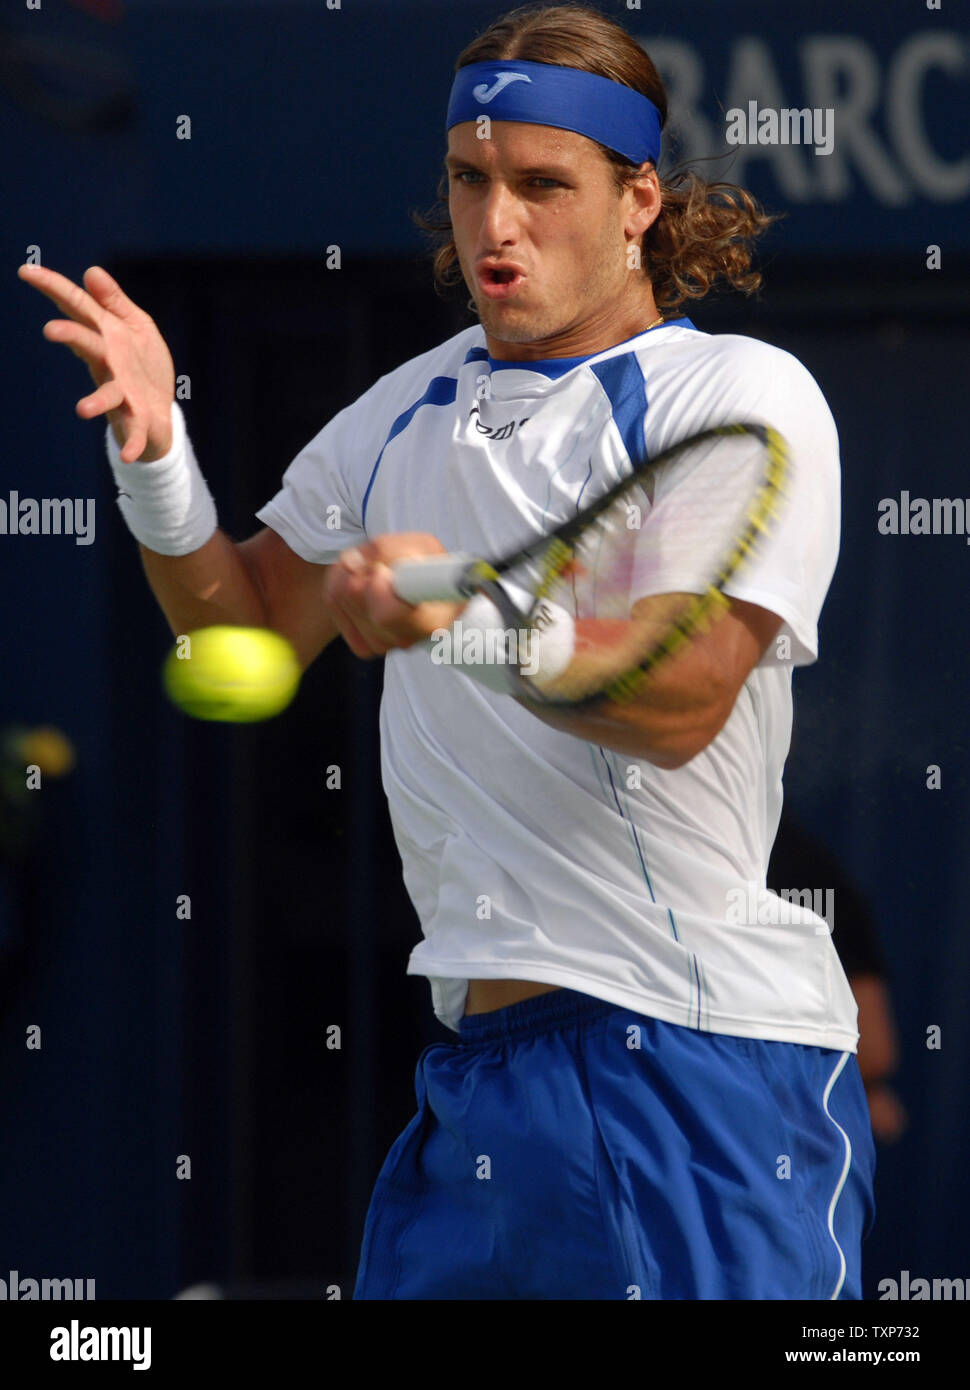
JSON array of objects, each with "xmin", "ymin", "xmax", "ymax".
[
  {"xmin": 524, "ymin": 596, "xmax": 577, "ymax": 692},
  {"xmin": 105, "ymin": 402, "xmax": 218, "ymax": 556},
  {"xmin": 434, "ymin": 591, "xmax": 575, "ymax": 696}
]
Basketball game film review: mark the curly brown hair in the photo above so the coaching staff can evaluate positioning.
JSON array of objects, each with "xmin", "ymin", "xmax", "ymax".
[{"xmin": 413, "ymin": 2, "xmax": 782, "ymax": 315}]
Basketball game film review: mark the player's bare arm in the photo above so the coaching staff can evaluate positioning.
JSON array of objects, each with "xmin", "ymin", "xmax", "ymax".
[
  {"xmin": 524, "ymin": 594, "xmax": 784, "ymax": 767},
  {"xmin": 17, "ymin": 262, "xmax": 268, "ymax": 632},
  {"xmin": 139, "ymin": 526, "xmax": 338, "ymax": 672},
  {"xmin": 326, "ymin": 542, "xmax": 782, "ymax": 767},
  {"xmin": 19, "ymin": 264, "xmax": 329, "ymax": 668},
  {"xmin": 19, "ymin": 262, "xmax": 466, "ymax": 671}
]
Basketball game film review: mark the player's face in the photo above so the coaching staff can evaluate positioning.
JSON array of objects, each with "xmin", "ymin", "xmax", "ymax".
[{"xmin": 446, "ymin": 121, "xmax": 661, "ymax": 360}]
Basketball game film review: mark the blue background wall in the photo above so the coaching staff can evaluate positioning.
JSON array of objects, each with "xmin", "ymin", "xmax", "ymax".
[{"xmin": 1, "ymin": 0, "xmax": 968, "ymax": 1301}]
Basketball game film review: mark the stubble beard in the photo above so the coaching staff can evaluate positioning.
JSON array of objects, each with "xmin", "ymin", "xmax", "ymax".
[{"xmin": 461, "ymin": 228, "xmax": 637, "ymax": 350}]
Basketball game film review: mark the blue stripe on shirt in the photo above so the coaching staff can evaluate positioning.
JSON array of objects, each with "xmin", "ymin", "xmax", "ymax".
[
  {"xmin": 589, "ymin": 352, "xmax": 649, "ymax": 467},
  {"xmin": 361, "ymin": 375, "xmax": 458, "ymax": 529}
]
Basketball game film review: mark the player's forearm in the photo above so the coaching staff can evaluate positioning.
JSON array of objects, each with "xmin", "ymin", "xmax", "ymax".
[
  {"xmin": 521, "ymin": 696, "xmax": 720, "ymax": 767},
  {"xmin": 519, "ymin": 651, "xmax": 728, "ymax": 768},
  {"xmin": 138, "ymin": 529, "xmax": 269, "ymax": 637},
  {"xmin": 516, "ymin": 594, "xmax": 777, "ymax": 766}
]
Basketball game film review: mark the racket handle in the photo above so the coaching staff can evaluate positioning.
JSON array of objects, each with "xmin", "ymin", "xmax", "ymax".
[{"xmin": 392, "ymin": 554, "xmax": 477, "ymax": 604}]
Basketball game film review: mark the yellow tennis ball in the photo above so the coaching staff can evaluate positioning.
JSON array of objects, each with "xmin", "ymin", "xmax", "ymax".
[{"xmin": 163, "ymin": 626, "xmax": 301, "ymax": 723}]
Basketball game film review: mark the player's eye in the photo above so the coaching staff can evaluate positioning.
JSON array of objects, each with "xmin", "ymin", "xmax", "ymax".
[
  {"xmin": 531, "ymin": 178, "xmax": 562, "ymax": 188},
  {"xmin": 451, "ymin": 170, "xmax": 483, "ymax": 185}
]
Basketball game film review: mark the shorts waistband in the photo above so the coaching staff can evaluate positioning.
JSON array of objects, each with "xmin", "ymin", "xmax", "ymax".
[{"xmin": 457, "ymin": 986, "xmax": 618, "ymax": 1046}]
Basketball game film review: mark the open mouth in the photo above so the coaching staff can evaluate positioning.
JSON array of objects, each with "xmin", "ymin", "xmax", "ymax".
[{"xmin": 478, "ymin": 265, "xmax": 525, "ymax": 299}]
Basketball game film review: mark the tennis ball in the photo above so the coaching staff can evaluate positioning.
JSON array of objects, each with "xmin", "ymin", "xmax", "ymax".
[{"xmin": 163, "ymin": 626, "xmax": 301, "ymax": 723}]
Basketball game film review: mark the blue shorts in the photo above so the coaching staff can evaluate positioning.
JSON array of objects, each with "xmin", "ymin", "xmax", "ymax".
[{"xmin": 353, "ymin": 987, "xmax": 876, "ymax": 1300}]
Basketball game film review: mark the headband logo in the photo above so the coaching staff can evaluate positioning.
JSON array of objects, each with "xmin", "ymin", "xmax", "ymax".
[{"xmin": 472, "ymin": 71, "xmax": 532, "ymax": 104}]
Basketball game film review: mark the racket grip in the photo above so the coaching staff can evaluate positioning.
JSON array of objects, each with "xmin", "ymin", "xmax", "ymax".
[{"xmin": 392, "ymin": 554, "xmax": 477, "ymax": 604}]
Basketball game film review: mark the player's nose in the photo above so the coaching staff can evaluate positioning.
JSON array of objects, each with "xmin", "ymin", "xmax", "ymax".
[{"xmin": 476, "ymin": 182, "xmax": 523, "ymax": 248}]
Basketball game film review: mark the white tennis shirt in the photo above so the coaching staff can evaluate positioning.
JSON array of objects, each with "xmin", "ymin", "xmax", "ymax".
[{"xmin": 256, "ymin": 317, "xmax": 858, "ymax": 1050}]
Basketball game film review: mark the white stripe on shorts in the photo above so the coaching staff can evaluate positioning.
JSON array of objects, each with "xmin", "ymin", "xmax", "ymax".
[{"xmin": 821, "ymin": 1050, "xmax": 853, "ymax": 1300}]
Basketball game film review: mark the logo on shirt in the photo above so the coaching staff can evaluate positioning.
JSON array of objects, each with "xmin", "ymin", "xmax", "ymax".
[
  {"xmin": 468, "ymin": 404, "xmax": 530, "ymax": 442},
  {"xmin": 472, "ymin": 72, "xmax": 532, "ymax": 103}
]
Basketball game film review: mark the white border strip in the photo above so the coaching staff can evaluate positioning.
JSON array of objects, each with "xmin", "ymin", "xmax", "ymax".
[{"xmin": 822, "ymin": 1051, "xmax": 853, "ymax": 1299}]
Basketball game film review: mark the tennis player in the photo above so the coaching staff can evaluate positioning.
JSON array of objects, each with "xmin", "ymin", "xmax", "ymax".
[{"xmin": 21, "ymin": 3, "xmax": 875, "ymax": 1300}]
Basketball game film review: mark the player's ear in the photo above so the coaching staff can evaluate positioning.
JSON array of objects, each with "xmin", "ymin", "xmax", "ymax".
[{"xmin": 623, "ymin": 163, "xmax": 662, "ymax": 240}]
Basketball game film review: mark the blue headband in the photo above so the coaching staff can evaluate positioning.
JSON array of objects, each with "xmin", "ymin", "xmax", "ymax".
[{"xmin": 446, "ymin": 59, "xmax": 662, "ymax": 166}]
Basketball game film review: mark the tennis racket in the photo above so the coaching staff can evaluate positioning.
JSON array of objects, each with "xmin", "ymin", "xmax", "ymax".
[{"xmin": 391, "ymin": 421, "xmax": 790, "ymax": 708}]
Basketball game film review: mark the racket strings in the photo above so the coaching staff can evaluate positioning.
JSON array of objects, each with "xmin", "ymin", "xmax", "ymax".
[{"xmin": 510, "ymin": 425, "xmax": 788, "ymax": 706}]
